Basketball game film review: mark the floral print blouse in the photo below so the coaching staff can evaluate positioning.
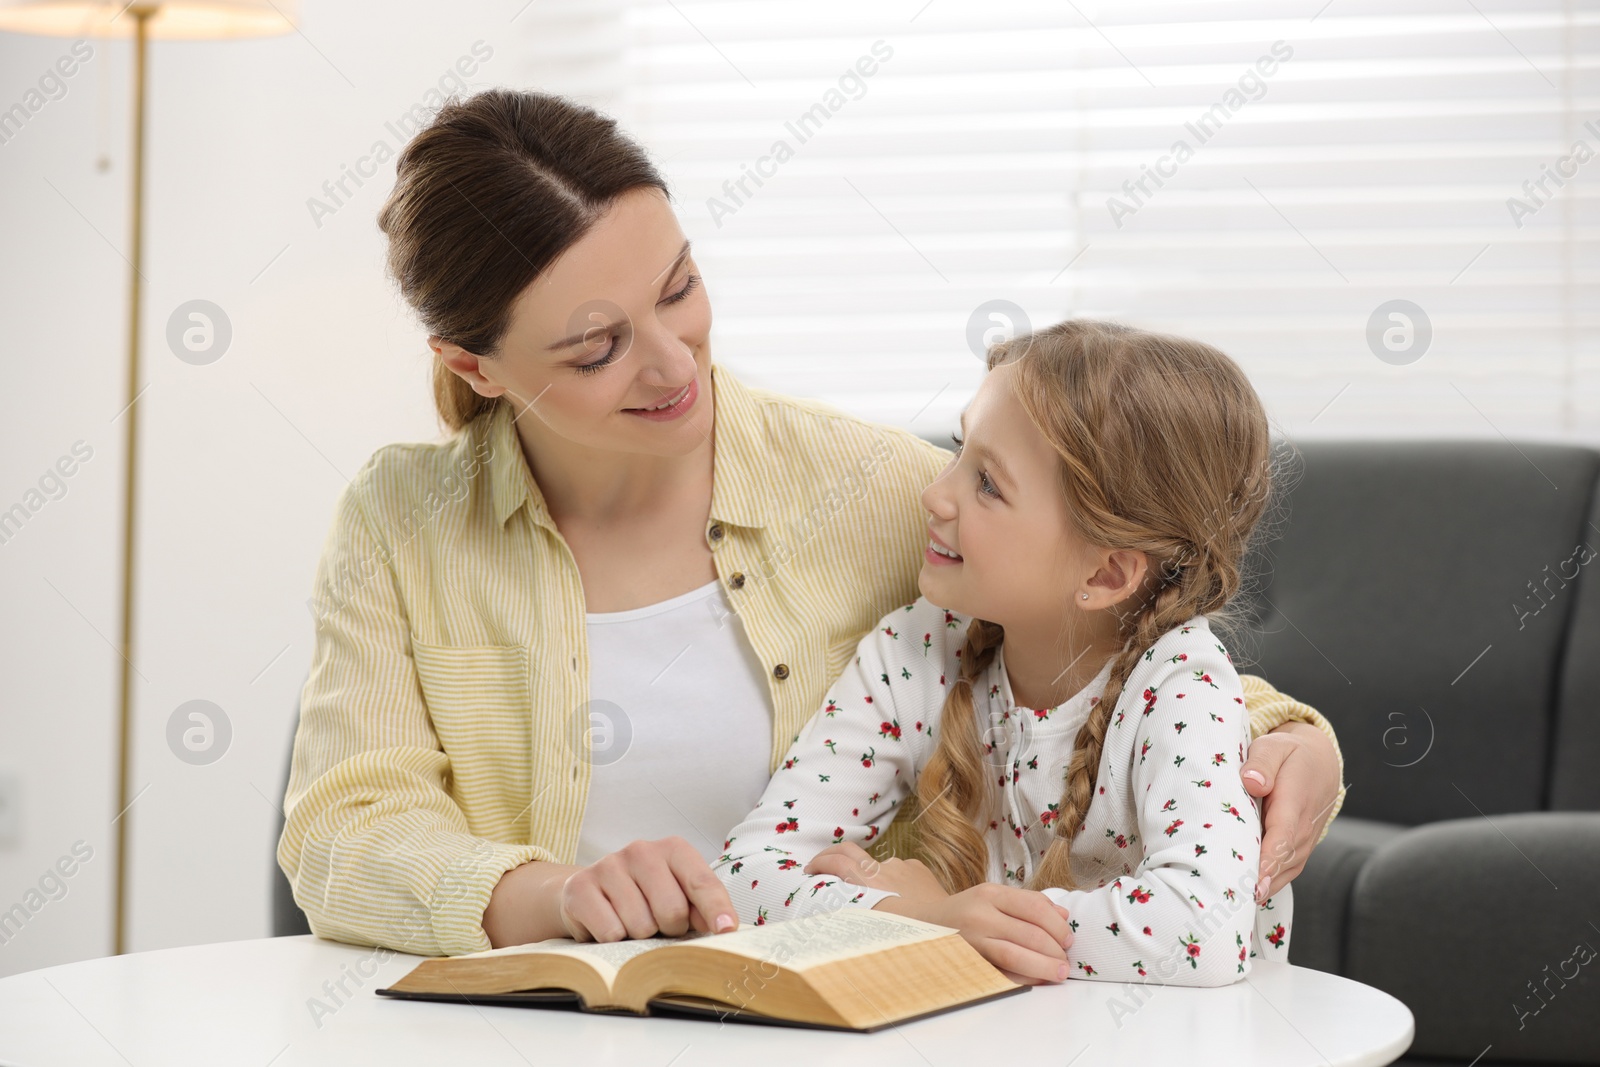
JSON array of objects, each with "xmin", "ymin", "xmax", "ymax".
[{"xmin": 712, "ymin": 597, "xmax": 1292, "ymax": 986}]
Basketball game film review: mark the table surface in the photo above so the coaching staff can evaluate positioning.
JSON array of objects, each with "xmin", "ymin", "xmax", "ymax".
[{"xmin": 0, "ymin": 934, "xmax": 1413, "ymax": 1067}]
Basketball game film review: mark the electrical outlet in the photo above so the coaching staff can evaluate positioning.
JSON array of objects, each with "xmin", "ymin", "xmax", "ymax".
[{"xmin": 0, "ymin": 769, "xmax": 19, "ymax": 847}]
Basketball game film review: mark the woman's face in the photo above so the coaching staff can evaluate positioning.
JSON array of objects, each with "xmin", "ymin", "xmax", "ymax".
[{"xmin": 434, "ymin": 186, "xmax": 714, "ymax": 457}]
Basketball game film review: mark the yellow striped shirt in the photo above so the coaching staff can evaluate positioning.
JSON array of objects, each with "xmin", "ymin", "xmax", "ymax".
[{"xmin": 278, "ymin": 362, "xmax": 1345, "ymax": 956}]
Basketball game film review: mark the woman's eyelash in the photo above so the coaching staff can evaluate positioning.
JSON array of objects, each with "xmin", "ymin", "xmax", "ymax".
[
  {"xmin": 950, "ymin": 432, "xmax": 963, "ymax": 450},
  {"xmin": 662, "ymin": 273, "xmax": 700, "ymax": 305},
  {"xmin": 574, "ymin": 274, "xmax": 700, "ymax": 375},
  {"xmin": 575, "ymin": 348, "xmax": 617, "ymax": 375}
]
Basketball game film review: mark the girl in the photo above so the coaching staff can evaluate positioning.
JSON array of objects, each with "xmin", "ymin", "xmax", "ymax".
[{"xmin": 712, "ymin": 319, "xmax": 1291, "ymax": 987}]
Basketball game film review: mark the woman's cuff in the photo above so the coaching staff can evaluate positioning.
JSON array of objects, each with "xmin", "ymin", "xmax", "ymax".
[{"xmin": 429, "ymin": 841, "xmax": 553, "ymax": 956}]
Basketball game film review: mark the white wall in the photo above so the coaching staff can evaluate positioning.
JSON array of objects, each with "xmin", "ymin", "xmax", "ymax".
[{"xmin": 0, "ymin": 0, "xmax": 542, "ymax": 975}]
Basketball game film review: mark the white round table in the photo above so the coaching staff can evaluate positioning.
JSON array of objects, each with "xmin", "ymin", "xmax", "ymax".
[{"xmin": 0, "ymin": 935, "xmax": 1414, "ymax": 1066}]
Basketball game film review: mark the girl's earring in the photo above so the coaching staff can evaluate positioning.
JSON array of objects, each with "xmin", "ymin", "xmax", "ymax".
[{"xmin": 1080, "ymin": 592, "xmax": 1089, "ymax": 601}]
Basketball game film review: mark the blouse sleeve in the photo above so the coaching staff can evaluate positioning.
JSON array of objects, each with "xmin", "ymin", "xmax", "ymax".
[
  {"xmin": 713, "ymin": 606, "xmax": 942, "ymax": 924},
  {"xmin": 278, "ymin": 471, "xmax": 550, "ymax": 957},
  {"xmin": 1042, "ymin": 625, "xmax": 1270, "ymax": 987}
]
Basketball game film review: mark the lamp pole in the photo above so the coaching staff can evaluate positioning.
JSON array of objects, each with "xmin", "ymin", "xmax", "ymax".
[{"xmin": 112, "ymin": 2, "xmax": 156, "ymax": 958}]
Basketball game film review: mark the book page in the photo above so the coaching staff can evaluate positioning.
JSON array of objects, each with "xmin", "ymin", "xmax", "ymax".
[
  {"xmin": 455, "ymin": 932, "xmax": 710, "ymax": 982},
  {"xmin": 677, "ymin": 909, "xmax": 954, "ymax": 971}
]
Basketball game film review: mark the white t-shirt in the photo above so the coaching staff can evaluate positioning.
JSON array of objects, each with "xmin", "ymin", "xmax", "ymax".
[{"xmin": 574, "ymin": 579, "xmax": 775, "ymax": 867}]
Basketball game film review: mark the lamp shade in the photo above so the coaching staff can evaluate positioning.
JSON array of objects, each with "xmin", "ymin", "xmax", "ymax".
[{"xmin": 0, "ymin": 0, "xmax": 295, "ymax": 39}]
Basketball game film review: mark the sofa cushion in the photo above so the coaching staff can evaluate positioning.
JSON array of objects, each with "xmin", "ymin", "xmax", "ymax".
[
  {"xmin": 1344, "ymin": 812, "xmax": 1600, "ymax": 1063},
  {"xmin": 1285, "ymin": 815, "xmax": 1406, "ymax": 974}
]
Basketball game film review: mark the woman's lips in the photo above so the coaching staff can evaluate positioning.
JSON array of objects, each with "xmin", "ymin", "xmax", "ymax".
[{"xmin": 624, "ymin": 377, "xmax": 698, "ymax": 421}]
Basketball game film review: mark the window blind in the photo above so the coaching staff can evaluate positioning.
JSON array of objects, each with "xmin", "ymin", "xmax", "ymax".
[{"xmin": 513, "ymin": 0, "xmax": 1600, "ymax": 442}]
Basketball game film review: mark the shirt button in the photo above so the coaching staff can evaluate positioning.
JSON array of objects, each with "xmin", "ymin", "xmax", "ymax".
[
  {"xmin": 773, "ymin": 663, "xmax": 790, "ymax": 680},
  {"xmin": 730, "ymin": 572, "xmax": 746, "ymax": 589},
  {"xmin": 708, "ymin": 523, "xmax": 725, "ymax": 543}
]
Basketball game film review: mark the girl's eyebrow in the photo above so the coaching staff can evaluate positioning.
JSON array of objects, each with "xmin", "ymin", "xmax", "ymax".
[{"xmin": 545, "ymin": 239, "xmax": 693, "ymax": 352}]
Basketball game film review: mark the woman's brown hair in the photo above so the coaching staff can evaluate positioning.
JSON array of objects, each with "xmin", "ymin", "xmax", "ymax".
[
  {"xmin": 376, "ymin": 90, "xmax": 670, "ymax": 432},
  {"xmin": 912, "ymin": 318, "xmax": 1276, "ymax": 894}
]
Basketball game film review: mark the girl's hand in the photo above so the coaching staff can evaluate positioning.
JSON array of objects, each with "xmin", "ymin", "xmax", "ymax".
[
  {"xmin": 874, "ymin": 883, "xmax": 1075, "ymax": 985},
  {"xmin": 1241, "ymin": 720, "xmax": 1343, "ymax": 901},
  {"xmin": 557, "ymin": 837, "xmax": 739, "ymax": 942},
  {"xmin": 803, "ymin": 842, "xmax": 948, "ymax": 903}
]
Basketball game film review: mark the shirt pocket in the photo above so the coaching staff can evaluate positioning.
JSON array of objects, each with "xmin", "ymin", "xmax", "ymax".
[{"xmin": 410, "ymin": 637, "xmax": 532, "ymax": 840}]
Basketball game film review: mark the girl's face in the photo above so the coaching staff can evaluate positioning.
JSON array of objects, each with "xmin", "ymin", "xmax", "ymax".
[
  {"xmin": 918, "ymin": 361, "xmax": 1147, "ymax": 632},
  {"xmin": 433, "ymin": 186, "xmax": 714, "ymax": 456}
]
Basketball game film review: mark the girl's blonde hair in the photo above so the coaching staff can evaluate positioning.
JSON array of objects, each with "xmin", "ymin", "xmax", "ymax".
[{"xmin": 913, "ymin": 318, "xmax": 1275, "ymax": 894}]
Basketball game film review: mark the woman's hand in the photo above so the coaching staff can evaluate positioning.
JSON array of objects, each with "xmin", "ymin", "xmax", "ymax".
[
  {"xmin": 484, "ymin": 837, "xmax": 738, "ymax": 947},
  {"xmin": 557, "ymin": 836, "xmax": 740, "ymax": 942},
  {"xmin": 802, "ymin": 842, "xmax": 948, "ymax": 904},
  {"xmin": 874, "ymin": 883, "xmax": 1074, "ymax": 985},
  {"xmin": 1240, "ymin": 720, "xmax": 1343, "ymax": 901}
]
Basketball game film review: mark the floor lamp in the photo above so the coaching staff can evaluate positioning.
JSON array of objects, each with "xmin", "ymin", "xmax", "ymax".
[{"xmin": 0, "ymin": 0, "xmax": 297, "ymax": 956}]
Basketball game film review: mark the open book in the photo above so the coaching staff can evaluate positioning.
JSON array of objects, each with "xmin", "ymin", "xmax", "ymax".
[{"xmin": 376, "ymin": 908, "xmax": 1028, "ymax": 1031}]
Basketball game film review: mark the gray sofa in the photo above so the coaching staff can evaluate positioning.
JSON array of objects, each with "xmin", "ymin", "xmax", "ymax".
[
  {"xmin": 273, "ymin": 437, "xmax": 1600, "ymax": 1065},
  {"xmin": 1234, "ymin": 440, "xmax": 1600, "ymax": 1067}
]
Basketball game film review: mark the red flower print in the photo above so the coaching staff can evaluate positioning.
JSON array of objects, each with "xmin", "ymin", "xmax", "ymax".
[
  {"xmin": 883, "ymin": 626, "xmax": 897, "ymax": 638},
  {"xmin": 1180, "ymin": 934, "xmax": 1202, "ymax": 967},
  {"xmin": 1040, "ymin": 803, "xmax": 1060, "ymax": 827},
  {"xmin": 1077, "ymin": 962, "xmax": 1097, "ymax": 976},
  {"xmin": 1160, "ymin": 798, "xmax": 1177, "ymax": 812},
  {"xmin": 755, "ymin": 906, "xmax": 768, "ymax": 925},
  {"xmin": 1163, "ymin": 819, "xmax": 1184, "ymax": 837},
  {"xmin": 1268, "ymin": 924, "xmax": 1286, "ymax": 948},
  {"xmin": 1222, "ymin": 802, "xmax": 1245, "ymax": 823},
  {"xmin": 777, "ymin": 858, "xmax": 800, "ymax": 870},
  {"xmin": 879, "ymin": 720, "xmax": 902, "ymax": 740},
  {"xmin": 1133, "ymin": 961, "xmax": 1147, "ymax": 976},
  {"xmin": 1212, "ymin": 752, "xmax": 1227, "ymax": 766},
  {"xmin": 1142, "ymin": 926, "xmax": 1152, "ymax": 936},
  {"xmin": 832, "ymin": 827, "xmax": 844, "ymax": 843},
  {"xmin": 824, "ymin": 700, "xmax": 839, "ymax": 717},
  {"xmin": 783, "ymin": 757, "xmax": 799, "ymax": 770},
  {"xmin": 864, "ymin": 824, "xmax": 880, "ymax": 841},
  {"xmin": 861, "ymin": 747, "xmax": 876, "ymax": 767},
  {"xmin": 1126, "ymin": 886, "xmax": 1153, "ymax": 904}
]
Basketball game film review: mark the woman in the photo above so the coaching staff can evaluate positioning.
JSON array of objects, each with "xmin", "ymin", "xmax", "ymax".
[{"xmin": 277, "ymin": 89, "xmax": 1345, "ymax": 959}]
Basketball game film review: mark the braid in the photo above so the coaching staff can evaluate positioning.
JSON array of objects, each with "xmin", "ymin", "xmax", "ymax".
[
  {"xmin": 914, "ymin": 617, "xmax": 1005, "ymax": 893},
  {"xmin": 1027, "ymin": 563, "xmax": 1222, "ymax": 892}
]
